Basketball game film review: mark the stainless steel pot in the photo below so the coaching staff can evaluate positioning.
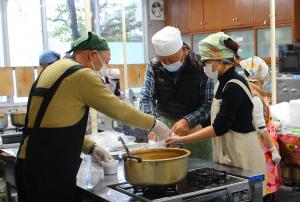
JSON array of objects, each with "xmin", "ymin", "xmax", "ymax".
[
  {"xmin": 280, "ymin": 163, "xmax": 300, "ymax": 185},
  {"xmin": 0, "ymin": 113, "xmax": 8, "ymax": 129},
  {"xmin": 11, "ymin": 111, "xmax": 26, "ymax": 127},
  {"xmin": 122, "ymin": 148, "xmax": 190, "ymax": 186}
]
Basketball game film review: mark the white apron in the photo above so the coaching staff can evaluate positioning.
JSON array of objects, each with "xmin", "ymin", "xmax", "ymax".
[{"xmin": 211, "ymin": 79, "xmax": 266, "ymax": 174}]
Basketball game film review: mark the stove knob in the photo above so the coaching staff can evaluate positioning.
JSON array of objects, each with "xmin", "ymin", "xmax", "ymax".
[{"xmin": 242, "ymin": 192, "xmax": 250, "ymax": 201}]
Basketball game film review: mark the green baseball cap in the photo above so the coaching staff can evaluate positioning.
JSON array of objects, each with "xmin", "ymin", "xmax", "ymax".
[{"xmin": 67, "ymin": 32, "xmax": 110, "ymax": 53}]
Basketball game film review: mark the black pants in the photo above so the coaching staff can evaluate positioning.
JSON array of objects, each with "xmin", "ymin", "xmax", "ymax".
[
  {"xmin": 15, "ymin": 158, "xmax": 82, "ymax": 202},
  {"xmin": 263, "ymin": 193, "xmax": 275, "ymax": 202}
]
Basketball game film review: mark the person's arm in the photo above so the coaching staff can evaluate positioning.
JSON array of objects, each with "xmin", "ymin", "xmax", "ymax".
[
  {"xmin": 80, "ymin": 69, "xmax": 155, "ymax": 131},
  {"xmin": 82, "ymin": 136, "xmax": 113, "ymax": 164},
  {"xmin": 183, "ymin": 78, "xmax": 214, "ymax": 128},
  {"xmin": 252, "ymin": 96, "xmax": 281, "ymax": 164},
  {"xmin": 253, "ymin": 96, "xmax": 276, "ymax": 149},
  {"xmin": 139, "ymin": 64, "xmax": 157, "ymax": 116},
  {"xmin": 165, "ymin": 125, "xmax": 216, "ymax": 145},
  {"xmin": 82, "ymin": 136, "xmax": 96, "ymax": 154}
]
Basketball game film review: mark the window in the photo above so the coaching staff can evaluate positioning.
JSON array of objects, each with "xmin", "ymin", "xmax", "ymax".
[
  {"xmin": 0, "ymin": 2, "xmax": 7, "ymax": 103},
  {"xmin": 0, "ymin": 2, "xmax": 4, "ymax": 67},
  {"xmin": 0, "ymin": 0, "xmax": 147, "ymax": 105},
  {"xmin": 192, "ymin": 33, "xmax": 211, "ymax": 54},
  {"xmin": 7, "ymin": 0, "xmax": 43, "ymax": 66},
  {"xmin": 182, "ymin": 34, "xmax": 190, "ymax": 47},
  {"xmin": 257, "ymin": 26, "xmax": 292, "ymax": 58},
  {"xmin": 47, "ymin": 0, "xmax": 85, "ymax": 56},
  {"xmin": 95, "ymin": 0, "xmax": 144, "ymax": 64},
  {"xmin": 226, "ymin": 30, "xmax": 254, "ymax": 59}
]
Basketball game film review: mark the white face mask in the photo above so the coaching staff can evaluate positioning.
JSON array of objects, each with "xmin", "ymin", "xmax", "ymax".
[
  {"xmin": 204, "ymin": 60, "xmax": 220, "ymax": 79},
  {"xmin": 91, "ymin": 52, "xmax": 107, "ymax": 76},
  {"xmin": 161, "ymin": 50, "xmax": 183, "ymax": 72},
  {"xmin": 98, "ymin": 53, "xmax": 108, "ymax": 76}
]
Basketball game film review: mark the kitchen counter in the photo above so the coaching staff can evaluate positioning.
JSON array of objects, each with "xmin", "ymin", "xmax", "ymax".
[
  {"xmin": 76, "ymin": 156, "xmax": 264, "ymax": 201},
  {"xmin": 0, "ymin": 147, "xmax": 264, "ymax": 201}
]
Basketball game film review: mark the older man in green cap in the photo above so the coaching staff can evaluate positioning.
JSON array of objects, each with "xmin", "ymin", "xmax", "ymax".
[{"xmin": 15, "ymin": 32, "xmax": 172, "ymax": 202}]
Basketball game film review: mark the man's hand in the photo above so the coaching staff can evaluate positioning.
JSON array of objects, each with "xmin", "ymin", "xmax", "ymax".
[
  {"xmin": 171, "ymin": 119, "xmax": 190, "ymax": 136},
  {"xmin": 91, "ymin": 145, "xmax": 113, "ymax": 164}
]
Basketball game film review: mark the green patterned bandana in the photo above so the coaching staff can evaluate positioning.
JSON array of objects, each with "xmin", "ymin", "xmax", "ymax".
[
  {"xmin": 68, "ymin": 32, "xmax": 110, "ymax": 53},
  {"xmin": 198, "ymin": 32, "xmax": 236, "ymax": 61}
]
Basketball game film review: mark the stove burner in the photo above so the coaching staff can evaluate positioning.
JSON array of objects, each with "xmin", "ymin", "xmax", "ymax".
[
  {"xmin": 114, "ymin": 183, "xmax": 178, "ymax": 200},
  {"xmin": 187, "ymin": 168, "xmax": 227, "ymax": 187},
  {"xmin": 109, "ymin": 167, "xmax": 250, "ymax": 201}
]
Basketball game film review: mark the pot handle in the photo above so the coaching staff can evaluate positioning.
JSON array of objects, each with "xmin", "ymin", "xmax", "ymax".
[
  {"xmin": 118, "ymin": 136, "xmax": 142, "ymax": 163},
  {"xmin": 123, "ymin": 156, "xmax": 142, "ymax": 163}
]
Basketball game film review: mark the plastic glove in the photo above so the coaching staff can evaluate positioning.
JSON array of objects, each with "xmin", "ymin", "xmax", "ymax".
[
  {"xmin": 91, "ymin": 145, "xmax": 113, "ymax": 164},
  {"xmin": 269, "ymin": 146, "xmax": 281, "ymax": 164},
  {"xmin": 165, "ymin": 135, "xmax": 183, "ymax": 145},
  {"xmin": 150, "ymin": 120, "xmax": 173, "ymax": 140}
]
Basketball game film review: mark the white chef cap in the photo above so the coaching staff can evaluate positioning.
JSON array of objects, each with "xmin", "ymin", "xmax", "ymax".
[{"xmin": 151, "ymin": 26, "xmax": 183, "ymax": 56}]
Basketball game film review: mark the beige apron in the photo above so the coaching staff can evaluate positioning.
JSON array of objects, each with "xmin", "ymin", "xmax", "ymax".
[{"xmin": 211, "ymin": 79, "xmax": 266, "ymax": 174}]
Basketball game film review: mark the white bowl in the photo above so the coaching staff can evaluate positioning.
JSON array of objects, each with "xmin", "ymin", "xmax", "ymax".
[{"xmin": 102, "ymin": 160, "xmax": 119, "ymax": 175}]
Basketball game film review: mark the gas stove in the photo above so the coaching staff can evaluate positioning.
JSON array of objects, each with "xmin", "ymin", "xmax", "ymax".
[{"xmin": 109, "ymin": 167, "xmax": 251, "ymax": 202}]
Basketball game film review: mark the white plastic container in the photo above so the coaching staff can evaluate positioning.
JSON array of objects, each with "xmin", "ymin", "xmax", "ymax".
[
  {"xmin": 288, "ymin": 99, "xmax": 300, "ymax": 128},
  {"xmin": 102, "ymin": 160, "xmax": 119, "ymax": 175}
]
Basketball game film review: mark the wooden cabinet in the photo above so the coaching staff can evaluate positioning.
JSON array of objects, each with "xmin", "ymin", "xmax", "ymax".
[
  {"xmin": 164, "ymin": 0, "xmax": 189, "ymax": 33},
  {"xmin": 164, "ymin": 0, "xmax": 298, "ymax": 41},
  {"xmin": 276, "ymin": 0, "xmax": 294, "ymax": 24},
  {"xmin": 253, "ymin": 0, "xmax": 269, "ymax": 26},
  {"xmin": 254, "ymin": 0, "xmax": 294, "ymax": 26},
  {"xmin": 189, "ymin": 0, "xmax": 219, "ymax": 32},
  {"xmin": 220, "ymin": 0, "xmax": 253, "ymax": 29}
]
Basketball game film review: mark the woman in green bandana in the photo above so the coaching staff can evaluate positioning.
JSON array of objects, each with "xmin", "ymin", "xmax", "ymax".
[{"xmin": 166, "ymin": 32, "xmax": 266, "ymax": 185}]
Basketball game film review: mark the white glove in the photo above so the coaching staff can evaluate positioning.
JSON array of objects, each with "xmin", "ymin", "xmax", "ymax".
[
  {"xmin": 150, "ymin": 120, "xmax": 173, "ymax": 140},
  {"xmin": 269, "ymin": 146, "xmax": 281, "ymax": 164},
  {"xmin": 91, "ymin": 145, "xmax": 113, "ymax": 164}
]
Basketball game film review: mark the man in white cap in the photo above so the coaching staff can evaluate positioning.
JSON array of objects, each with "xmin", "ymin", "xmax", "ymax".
[{"xmin": 140, "ymin": 26, "xmax": 214, "ymax": 160}]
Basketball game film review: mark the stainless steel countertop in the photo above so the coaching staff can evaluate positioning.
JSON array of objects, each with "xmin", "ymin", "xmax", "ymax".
[
  {"xmin": 76, "ymin": 157, "xmax": 264, "ymax": 201},
  {"xmin": 0, "ymin": 147, "xmax": 264, "ymax": 201}
]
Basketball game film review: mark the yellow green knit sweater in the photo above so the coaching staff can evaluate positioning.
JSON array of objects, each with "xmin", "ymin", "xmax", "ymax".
[{"xmin": 18, "ymin": 59, "xmax": 155, "ymax": 158}]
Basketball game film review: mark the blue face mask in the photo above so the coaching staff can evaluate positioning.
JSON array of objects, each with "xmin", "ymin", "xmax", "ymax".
[{"xmin": 161, "ymin": 51, "xmax": 183, "ymax": 72}]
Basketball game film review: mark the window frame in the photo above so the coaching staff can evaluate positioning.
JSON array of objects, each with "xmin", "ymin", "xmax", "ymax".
[{"xmin": 0, "ymin": 0, "xmax": 148, "ymax": 107}]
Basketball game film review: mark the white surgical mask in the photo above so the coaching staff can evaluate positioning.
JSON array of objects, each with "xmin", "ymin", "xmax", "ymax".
[
  {"xmin": 91, "ymin": 52, "xmax": 107, "ymax": 76},
  {"xmin": 98, "ymin": 53, "xmax": 108, "ymax": 76},
  {"xmin": 204, "ymin": 60, "xmax": 220, "ymax": 79},
  {"xmin": 161, "ymin": 51, "xmax": 183, "ymax": 72}
]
